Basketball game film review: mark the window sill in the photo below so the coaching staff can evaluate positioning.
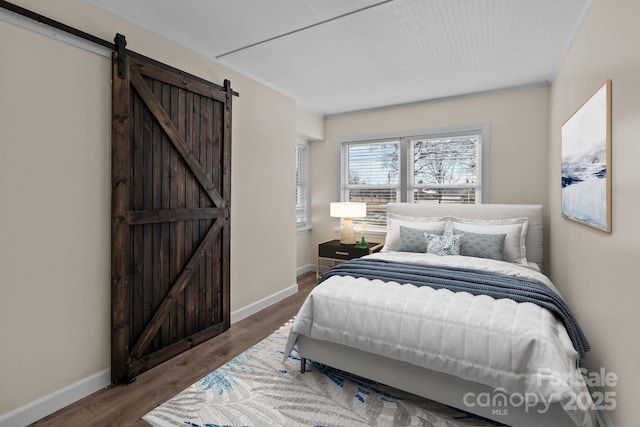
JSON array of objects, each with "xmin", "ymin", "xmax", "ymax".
[
  {"xmin": 332, "ymin": 227, "xmax": 386, "ymax": 240},
  {"xmin": 297, "ymin": 226, "xmax": 312, "ymax": 235}
]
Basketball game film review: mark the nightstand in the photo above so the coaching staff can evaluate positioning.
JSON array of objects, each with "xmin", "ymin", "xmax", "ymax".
[{"xmin": 316, "ymin": 239, "xmax": 383, "ymax": 279}]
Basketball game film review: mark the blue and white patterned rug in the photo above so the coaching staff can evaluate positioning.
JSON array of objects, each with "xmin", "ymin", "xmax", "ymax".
[{"xmin": 143, "ymin": 321, "xmax": 504, "ymax": 427}]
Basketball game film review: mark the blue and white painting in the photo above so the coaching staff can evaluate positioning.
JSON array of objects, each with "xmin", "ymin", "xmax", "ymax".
[{"xmin": 561, "ymin": 81, "xmax": 611, "ymax": 232}]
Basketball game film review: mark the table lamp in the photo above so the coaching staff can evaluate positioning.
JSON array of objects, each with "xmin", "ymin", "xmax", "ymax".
[{"xmin": 330, "ymin": 202, "xmax": 367, "ymax": 245}]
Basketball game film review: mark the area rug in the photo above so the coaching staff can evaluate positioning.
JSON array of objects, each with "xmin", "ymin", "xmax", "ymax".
[{"xmin": 143, "ymin": 321, "xmax": 504, "ymax": 427}]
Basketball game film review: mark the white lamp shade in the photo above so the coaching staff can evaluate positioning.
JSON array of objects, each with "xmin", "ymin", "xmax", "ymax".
[{"xmin": 330, "ymin": 202, "xmax": 367, "ymax": 218}]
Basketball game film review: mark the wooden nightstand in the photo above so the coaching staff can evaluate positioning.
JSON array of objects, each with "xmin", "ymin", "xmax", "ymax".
[{"xmin": 316, "ymin": 239, "xmax": 383, "ymax": 279}]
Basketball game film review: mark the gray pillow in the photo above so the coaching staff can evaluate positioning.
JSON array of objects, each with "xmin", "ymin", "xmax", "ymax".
[
  {"xmin": 395, "ymin": 226, "xmax": 443, "ymax": 253},
  {"xmin": 454, "ymin": 229, "xmax": 506, "ymax": 261}
]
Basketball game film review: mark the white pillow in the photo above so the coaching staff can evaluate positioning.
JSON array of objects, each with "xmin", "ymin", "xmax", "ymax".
[
  {"xmin": 382, "ymin": 213, "xmax": 448, "ymax": 252},
  {"xmin": 449, "ymin": 217, "xmax": 529, "ymax": 264}
]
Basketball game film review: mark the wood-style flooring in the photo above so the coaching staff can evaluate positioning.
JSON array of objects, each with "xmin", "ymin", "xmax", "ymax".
[{"xmin": 30, "ymin": 272, "xmax": 317, "ymax": 427}]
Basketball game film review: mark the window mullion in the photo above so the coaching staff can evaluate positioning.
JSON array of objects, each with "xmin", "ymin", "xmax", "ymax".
[{"xmin": 399, "ymin": 138, "xmax": 408, "ymax": 202}]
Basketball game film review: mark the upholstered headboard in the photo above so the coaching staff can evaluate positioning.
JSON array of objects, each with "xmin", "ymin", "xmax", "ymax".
[{"xmin": 387, "ymin": 203, "xmax": 544, "ymax": 267}]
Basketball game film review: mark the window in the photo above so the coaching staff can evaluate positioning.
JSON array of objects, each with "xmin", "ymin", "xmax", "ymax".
[
  {"xmin": 340, "ymin": 124, "xmax": 488, "ymax": 231},
  {"xmin": 342, "ymin": 140, "xmax": 399, "ymax": 229},
  {"xmin": 296, "ymin": 139, "xmax": 310, "ymax": 231}
]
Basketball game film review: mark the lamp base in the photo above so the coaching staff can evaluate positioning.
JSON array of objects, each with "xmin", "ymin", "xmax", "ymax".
[{"xmin": 339, "ymin": 217, "xmax": 356, "ymax": 245}]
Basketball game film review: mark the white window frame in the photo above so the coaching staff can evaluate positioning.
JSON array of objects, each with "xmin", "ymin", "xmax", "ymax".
[
  {"xmin": 338, "ymin": 123, "xmax": 490, "ymax": 232},
  {"xmin": 296, "ymin": 138, "xmax": 311, "ymax": 232}
]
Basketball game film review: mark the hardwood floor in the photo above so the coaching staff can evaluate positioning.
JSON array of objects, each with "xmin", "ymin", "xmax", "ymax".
[{"xmin": 30, "ymin": 272, "xmax": 317, "ymax": 427}]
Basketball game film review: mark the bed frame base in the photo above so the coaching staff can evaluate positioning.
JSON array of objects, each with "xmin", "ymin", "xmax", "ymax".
[{"xmin": 297, "ymin": 335, "xmax": 578, "ymax": 427}]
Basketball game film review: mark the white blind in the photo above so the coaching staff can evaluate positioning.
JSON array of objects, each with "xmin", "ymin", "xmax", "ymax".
[
  {"xmin": 346, "ymin": 141, "xmax": 399, "ymax": 186},
  {"xmin": 296, "ymin": 143, "xmax": 309, "ymax": 228},
  {"xmin": 343, "ymin": 141, "xmax": 400, "ymax": 229}
]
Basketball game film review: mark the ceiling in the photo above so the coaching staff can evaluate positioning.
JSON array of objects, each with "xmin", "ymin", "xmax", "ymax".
[{"xmin": 89, "ymin": 0, "xmax": 593, "ymax": 115}]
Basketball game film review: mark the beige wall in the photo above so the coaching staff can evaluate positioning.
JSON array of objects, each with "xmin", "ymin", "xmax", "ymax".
[
  {"xmin": 548, "ymin": 0, "xmax": 640, "ymax": 425},
  {"xmin": 0, "ymin": 0, "xmax": 296, "ymax": 416},
  {"xmin": 296, "ymin": 108, "xmax": 324, "ymax": 142},
  {"xmin": 310, "ymin": 86, "xmax": 551, "ymax": 256},
  {"xmin": 296, "ymin": 231, "xmax": 314, "ymax": 273},
  {"xmin": 0, "ymin": 20, "xmax": 112, "ymax": 416},
  {"xmin": 295, "ymin": 108, "xmax": 324, "ymax": 272}
]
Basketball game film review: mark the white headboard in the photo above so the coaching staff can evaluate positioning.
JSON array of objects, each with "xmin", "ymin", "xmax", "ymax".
[{"xmin": 387, "ymin": 203, "xmax": 544, "ymax": 267}]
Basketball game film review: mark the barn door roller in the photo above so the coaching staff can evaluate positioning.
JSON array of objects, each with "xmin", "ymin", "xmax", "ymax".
[{"xmin": 114, "ymin": 33, "xmax": 127, "ymax": 79}]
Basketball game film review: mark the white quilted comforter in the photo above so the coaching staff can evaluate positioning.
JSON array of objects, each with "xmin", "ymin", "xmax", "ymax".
[{"xmin": 284, "ymin": 252, "xmax": 596, "ymax": 427}]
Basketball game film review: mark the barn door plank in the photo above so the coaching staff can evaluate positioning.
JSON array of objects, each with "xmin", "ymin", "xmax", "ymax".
[
  {"xmin": 111, "ymin": 53, "xmax": 131, "ymax": 383},
  {"xmin": 127, "ymin": 207, "xmax": 226, "ymax": 224}
]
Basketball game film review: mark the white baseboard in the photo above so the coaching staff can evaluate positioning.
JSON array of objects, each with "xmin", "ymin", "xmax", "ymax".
[
  {"xmin": 0, "ymin": 284, "xmax": 300, "ymax": 426},
  {"xmin": 0, "ymin": 368, "xmax": 111, "ymax": 427},
  {"xmin": 296, "ymin": 263, "xmax": 316, "ymax": 276},
  {"xmin": 230, "ymin": 283, "xmax": 299, "ymax": 324}
]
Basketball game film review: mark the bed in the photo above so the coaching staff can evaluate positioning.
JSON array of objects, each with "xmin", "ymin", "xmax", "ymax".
[{"xmin": 284, "ymin": 203, "xmax": 598, "ymax": 427}]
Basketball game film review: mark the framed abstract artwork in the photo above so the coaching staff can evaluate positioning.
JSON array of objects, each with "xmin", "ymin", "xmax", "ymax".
[{"xmin": 561, "ymin": 80, "xmax": 612, "ymax": 233}]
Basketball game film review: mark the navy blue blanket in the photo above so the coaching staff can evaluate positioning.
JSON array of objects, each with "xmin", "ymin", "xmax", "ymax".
[{"xmin": 319, "ymin": 258, "xmax": 590, "ymax": 365}]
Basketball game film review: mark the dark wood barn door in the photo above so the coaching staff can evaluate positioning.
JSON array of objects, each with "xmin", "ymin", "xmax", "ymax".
[{"xmin": 111, "ymin": 51, "xmax": 233, "ymax": 383}]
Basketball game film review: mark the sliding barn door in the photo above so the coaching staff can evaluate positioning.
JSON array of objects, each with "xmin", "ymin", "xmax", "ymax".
[{"xmin": 111, "ymin": 50, "xmax": 233, "ymax": 383}]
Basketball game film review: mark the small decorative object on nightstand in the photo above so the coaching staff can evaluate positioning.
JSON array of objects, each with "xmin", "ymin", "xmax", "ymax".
[
  {"xmin": 357, "ymin": 221, "xmax": 369, "ymax": 249},
  {"xmin": 316, "ymin": 239, "xmax": 383, "ymax": 279}
]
